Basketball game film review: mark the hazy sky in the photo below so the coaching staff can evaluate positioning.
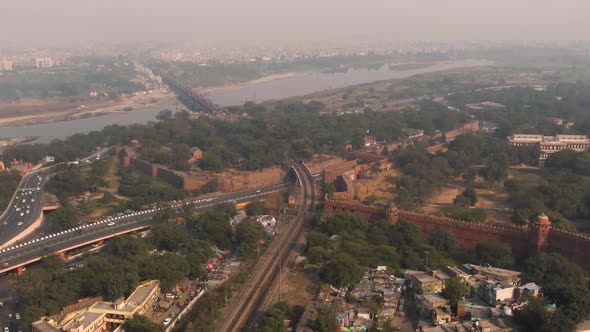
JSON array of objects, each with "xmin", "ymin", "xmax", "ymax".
[{"xmin": 2, "ymin": 0, "xmax": 589, "ymax": 47}]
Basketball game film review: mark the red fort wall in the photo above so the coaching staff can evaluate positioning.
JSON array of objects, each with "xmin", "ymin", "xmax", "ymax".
[{"xmin": 324, "ymin": 199, "xmax": 590, "ymax": 272}]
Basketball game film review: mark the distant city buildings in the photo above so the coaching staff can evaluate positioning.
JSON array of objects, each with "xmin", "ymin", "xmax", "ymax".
[
  {"xmin": 35, "ymin": 57, "xmax": 55, "ymax": 69},
  {"xmin": 1, "ymin": 60, "xmax": 13, "ymax": 71},
  {"xmin": 507, "ymin": 134, "xmax": 590, "ymax": 164}
]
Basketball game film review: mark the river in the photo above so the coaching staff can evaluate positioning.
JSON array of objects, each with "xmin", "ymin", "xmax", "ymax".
[{"xmin": 0, "ymin": 59, "xmax": 491, "ymax": 145}]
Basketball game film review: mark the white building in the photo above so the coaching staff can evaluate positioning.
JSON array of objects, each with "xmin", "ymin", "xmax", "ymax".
[
  {"xmin": 507, "ymin": 134, "xmax": 590, "ymax": 164},
  {"xmin": 1, "ymin": 60, "xmax": 13, "ymax": 71},
  {"xmin": 35, "ymin": 57, "xmax": 55, "ymax": 69}
]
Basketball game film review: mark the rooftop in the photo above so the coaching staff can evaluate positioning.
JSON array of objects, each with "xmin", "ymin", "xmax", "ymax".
[
  {"xmin": 62, "ymin": 312, "xmax": 103, "ymax": 331},
  {"xmin": 464, "ymin": 264, "xmax": 521, "ymax": 280},
  {"xmin": 31, "ymin": 320, "xmax": 59, "ymax": 332},
  {"xmin": 508, "ymin": 134, "xmax": 590, "ymax": 144}
]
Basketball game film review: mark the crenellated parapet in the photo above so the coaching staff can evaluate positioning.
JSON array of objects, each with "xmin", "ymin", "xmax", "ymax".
[
  {"xmin": 324, "ymin": 198, "xmax": 385, "ymax": 221},
  {"xmin": 399, "ymin": 210, "xmax": 527, "ymax": 236},
  {"xmin": 323, "ymin": 198, "xmax": 590, "ymax": 272}
]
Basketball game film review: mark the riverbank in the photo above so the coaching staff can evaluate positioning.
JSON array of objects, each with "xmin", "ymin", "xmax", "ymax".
[
  {"xmin": 0, "ymin": 89, "xmax": 178, "ymax": 128},
  {"xmin": 0, "ymin": 136, "xmax": 38, "ymax": 148},
  {"xmin": 200, "ymin": 71, "xmax": 311, "ymax": 95}
]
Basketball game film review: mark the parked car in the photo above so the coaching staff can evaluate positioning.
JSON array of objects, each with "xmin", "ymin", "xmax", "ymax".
[
  {"xmin": 165, "ymin": 293, "xmax": 175, "ymax": 299},
  {"xmin": 163, "ymin": 318, "xmax": 171, "ymax": 326}
]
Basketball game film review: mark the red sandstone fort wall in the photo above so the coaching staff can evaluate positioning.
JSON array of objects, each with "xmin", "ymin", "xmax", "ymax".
[
  {"xmin": 323, "ymin": 160, "xmax": 358, "ymax": 183},
  {"xmin": 547, "ymin": 230, "xmax": 590, "ymax": 271},
  {"xmin": 306, "ymin": 156, "xmax": 347, "ymax": 174},
  {"xmin": 324, "ymin": 199, "xmax": 590, "ymax": 272},
  {"xmin": 398, "ymin": 211, "xmax": 530, "ymax": 258}
]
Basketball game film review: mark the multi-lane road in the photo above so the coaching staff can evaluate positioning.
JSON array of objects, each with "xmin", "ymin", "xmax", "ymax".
[
  {"xmin": 216, "ymin": 160, "xmax": 315, "ymax": 331},
  {"xmin": 0, "ymin": 182, "xmax": 290, "ymax": 274},
  {"xmin": 0, "ymin": 151, "xmax": 109, "ymax": 248},
  {"xmin": 0, "ymin": 172, "xmax": 46, "ymax": 248}
]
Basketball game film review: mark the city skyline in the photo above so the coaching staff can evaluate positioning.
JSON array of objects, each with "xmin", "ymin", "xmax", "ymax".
[{"xmin": 2, "ymin": 0, "xmax": 590, "ymax": 47}]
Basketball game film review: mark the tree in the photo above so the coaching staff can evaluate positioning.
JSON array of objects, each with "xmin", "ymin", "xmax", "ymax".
[
  {"xmin": 523, "ymin": 253, "xmax": 590, "ymax": 322},
  {"xmin": 442, "ymin": 277, "xmax": 468, "ymax": 310},
  {"xmin": 48, "ymin": 206, "xmax": 80, "ymax": 231},
  {"xmin": 475, "ymin": 241, "xmax": 514, "ymax": 268},
  {"xmin": 513, "ymin": 297, "xmax": 551, "ymax": 332},
  {"xmin": 429, "ymin": 226, "xmax": 458, "ymax": 254},
  {"xmin": 453, "ymin": 195, "xmax": 472, "ymax": 208},
  {"xmin": 480, "ymin": 161, "xmax": 508, "ymax": 187},
  {"xmin": 151, "ymin": 222, "xmax": 188, "ymax": 251},
  {"xmin": 124, "ymin": 314, "xmax": 165, "ymax": 332},
  {"xmin": 461, "ymin": 188, "xmax": 478, "ymax": 206},
  {"xmin": 156, "ymin": 109, "xmax": 173, "ymax": 121},
  {"xmin": 323, "ymin": 182, "xmax": 336, "ymax": 199},
  {"xmin": 321, "ymin": 253, "xmax": 363, "ymax": 288},
  {"xmin": 307, "ymin": 246, "xmax": 328, "ymax": 264},
  {"xmin": 236, "ymin": 219, "xmax": 265, "ymax": 259},
  {"xmin": 245, "ymin": 201, "xmax": 265, "ymax": 216}
]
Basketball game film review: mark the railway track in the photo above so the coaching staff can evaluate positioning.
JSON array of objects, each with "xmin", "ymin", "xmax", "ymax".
[{"xmin": 215, "ymin": 161, "xmax": 315, "ymax": 332}]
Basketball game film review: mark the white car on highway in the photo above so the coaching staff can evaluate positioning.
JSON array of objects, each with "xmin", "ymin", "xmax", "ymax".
[
  {"xmin": 17, "ymin": 222, "xmax": 23, "ymax": 226},
  {"xmin": 107, "ymin": 221, "xmax": 115, "ymax": 226}
]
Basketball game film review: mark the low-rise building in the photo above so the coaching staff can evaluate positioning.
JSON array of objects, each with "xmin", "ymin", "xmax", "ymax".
[
  {"xmin": 405, "ymin": 270, "xmax": 450, "ymax": 294},
  {"xmin": 507, "ymin": 134, "xmax": 590, "ymax": 164},
  {"xmin": 460, "ymin": 264, "xmax": 521, "ymax": 284},
  {"xmin": 415, "ymin": 293, "xmax": 449, "ymax": 317},
  {"xmin": 478, "ymin": 280, "xmax": 516, "ymax": 307},
  {"xmin": 32, "ymin": 280, "xmax": 160, "ymax": 332}
]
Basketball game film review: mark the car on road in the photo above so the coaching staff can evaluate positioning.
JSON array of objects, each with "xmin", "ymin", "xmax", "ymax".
[
  {"xmin": 256, "ymin": 189, "xmax": 262, "ymax": 193},
  {"xmin": 15, "ymin": 313, "xmax": 20, "ymax": 320},
  {"xmin": 31, "ymin": 198, "xmax": 35, "ymax": 202},
  {"xmin": 165, "ymin": 293, "xmax": 175, "ymax": 299},
  {"xmin": 8, "ymin": 314, "xmax": 12, "ymax": 319},
  {"xmin": 19, "ymin": 213, "xmax": 24, "ymax": 217},
  {"xmin": 163, "ymin": 318, "xmax": 171, "ymax": 326},
  {"xmin": 4, "ymin": 326, "xmax": 8, "ymax": 332},
  {"xmin": 107, "ymin": 222, "xmax": 115, "ymax": 226},
  {"xmin": 17, "ymin": 222, "xmax": 23, "ymax": 226},
  {"xmin": 26, "ymin": 210, "xmax": 29, "ymax": 214}
]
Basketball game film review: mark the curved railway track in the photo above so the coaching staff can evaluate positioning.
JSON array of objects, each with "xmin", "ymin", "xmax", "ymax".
[{"xmin": 215, "ymin": 161, "xmax": 315, "ymax": 331}]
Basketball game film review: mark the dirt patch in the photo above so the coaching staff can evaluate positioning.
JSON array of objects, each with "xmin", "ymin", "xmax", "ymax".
[
  {"xmin": 0, "ymin": 89, "xmax": 177, "ymax": 127},
  {"xmin": 83, "ymin": 207, "xmax": 113, "ymax": 221},
  {"xmin": 282, "ymin": 270, "xmax": 320, "ymax": 307},
  {"xmin": 422, "ymin": 178, "xmax": 513, "ymax": 226},
  {"xmin": 354, "ymin": 169, "xmax": 400, "ymax": 205}
]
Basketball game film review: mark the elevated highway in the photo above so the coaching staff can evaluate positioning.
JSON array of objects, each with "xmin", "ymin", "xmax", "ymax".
[
  {"xmin": 0, "ymin": 150, "xmax": 109, "ymax": 249},
  {"xmin": 0, "ymin": 182, "xmax": 290, "ymax": 274}
]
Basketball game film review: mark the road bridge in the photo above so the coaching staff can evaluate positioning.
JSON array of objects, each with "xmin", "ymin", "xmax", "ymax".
[
  {"xmin": 0, "ymin": 182, "xmax": 290, "ymax": 275},
  {"xmin": 154, "ymin": 70, "xmax": 221, "ymax": 114},
  {"xmin": 0, "ymin": 150, "xmax": 109, "ymax": 249}
]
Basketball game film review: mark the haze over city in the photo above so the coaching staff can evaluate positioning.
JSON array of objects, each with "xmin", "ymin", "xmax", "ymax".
[
  {"xmin": 2, "ymin": 0, "xmax": 590, "ymax": 46},
  {"xmin": 3, "ymin": 1, "xmax": 590, "ymax": 332}
]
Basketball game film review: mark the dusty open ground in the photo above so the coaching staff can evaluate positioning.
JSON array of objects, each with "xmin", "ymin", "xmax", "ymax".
[
  {"xmin": 0, "ymin": 89, "xmax": 177, "ymax": 127},
  {"xmin": 354, "ymin": 169, "xmax": 400, "ymax": 205},
  {"xmin": 201, "ymin": 72, "xmax": 310, "ymax": 95}
]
